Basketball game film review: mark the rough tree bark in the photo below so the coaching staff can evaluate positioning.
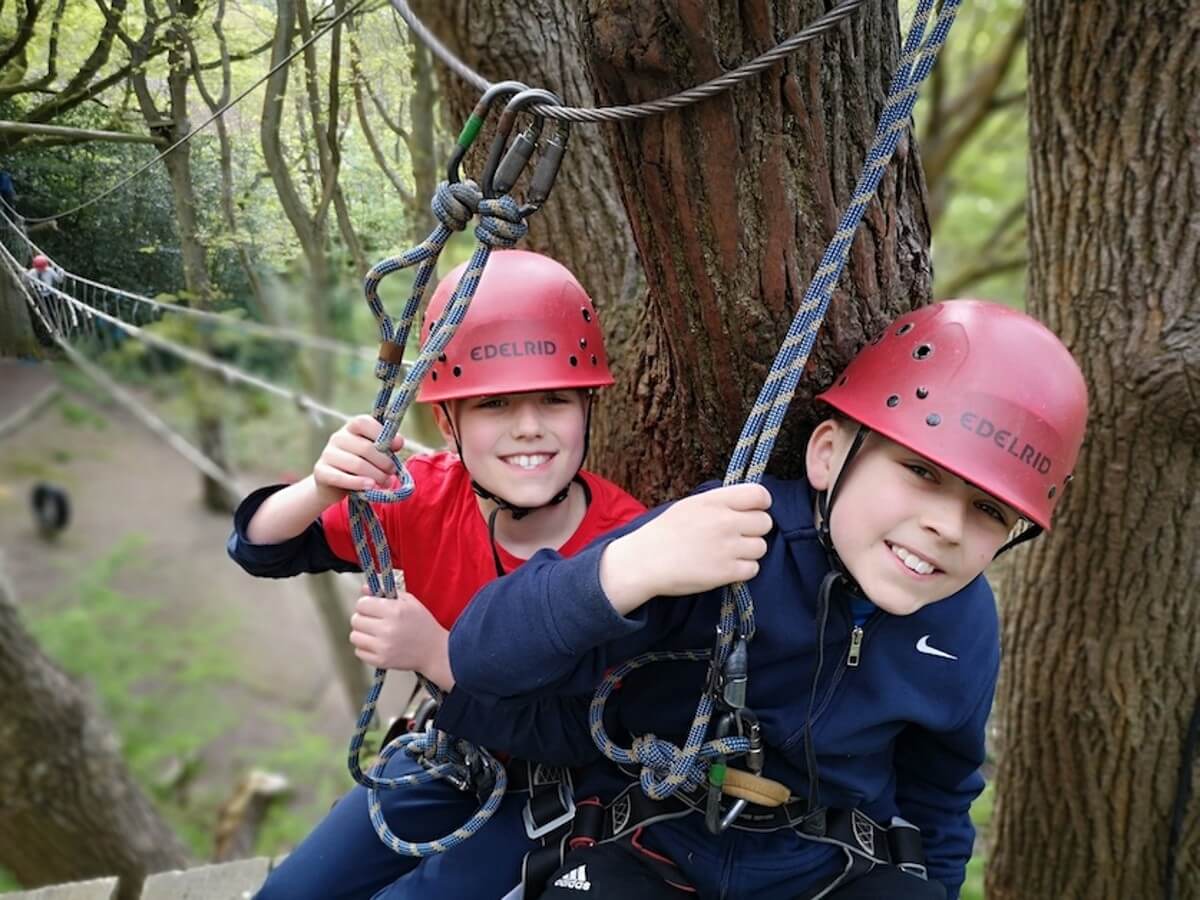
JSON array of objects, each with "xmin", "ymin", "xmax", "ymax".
[
  {"xmin": 407, "ymin": 0, "xmax": 931, "ymax": 502},
  {"xmin": 0, "ymin": 565, "xmax": 189, "ymax": 899},
  {"xmin": 987, "ymin": 4, "xmax": 1200, "ymax": 898},
  {"xmin": 407, "ymin": 0, "xmax": 645, "ymax": 432},
  {"xmin": 410, "ymin": 0, "xmax": 642, "ymax": 312}
]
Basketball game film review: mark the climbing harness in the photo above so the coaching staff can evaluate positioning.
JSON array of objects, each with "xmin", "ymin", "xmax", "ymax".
[
  {"xmin": 342, "ymin": 83, "xmax": 571, "ymax": 856},
  {"xmin": 583, "ymin": 0, "xmax": 964, "ymax": 850},
  {"xmin": 518, "ymin": 775, "xmax": 931, "ymax": 898}
]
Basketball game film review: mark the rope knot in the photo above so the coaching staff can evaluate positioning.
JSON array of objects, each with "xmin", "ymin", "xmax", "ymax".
[
  {"xmin": 475, "ymin": 195, "xmax": 528, "ymax": 249},
  {"xmin": 432, "ymin": 180, "xmax": 481, "ymax": 232}
]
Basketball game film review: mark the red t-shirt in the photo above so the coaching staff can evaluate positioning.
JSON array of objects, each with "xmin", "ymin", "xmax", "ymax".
[{"xmin": 320, "ymin": 451, "xmax": 646, "ymax": 629}]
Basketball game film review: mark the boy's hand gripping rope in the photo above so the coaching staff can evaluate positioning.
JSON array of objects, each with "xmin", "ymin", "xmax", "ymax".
[
  {"xmin": 342, "ymin": 86, "xmax": 570, "ymax": 856},
  {"xmin": 587, "ymin": 0, "xmax": 963, "ymax": 819}
]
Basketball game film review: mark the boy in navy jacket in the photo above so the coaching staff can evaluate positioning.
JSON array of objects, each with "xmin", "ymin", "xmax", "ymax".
[{"xmin": 437, "ymin": 301, "xmax": 1089, "ymax": 900}]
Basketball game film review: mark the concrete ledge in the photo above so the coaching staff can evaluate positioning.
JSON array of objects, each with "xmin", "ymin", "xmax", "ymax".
[
  {"xmin": 6, "ymin": 877, "xmax": 118, "ymax": 900},
  {"xmin": 139, "ymin": 857, "xmax": 271, "ymax": 900}
]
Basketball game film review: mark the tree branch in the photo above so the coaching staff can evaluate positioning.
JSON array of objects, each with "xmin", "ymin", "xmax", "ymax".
[
  {"xmin": 939, "ymin": 256, "xmax": 1027, "ymax": 298},
  {"xmin": 921, "ymin": 14, "xmax": 1026, "ymax": 189},
  {"xmin": 0, "ymin": 0, "xmax": 43, "ymax": 72},
  {"xmin": 349, "ymin": 31, "xmax": 413, "ymax": 203}
]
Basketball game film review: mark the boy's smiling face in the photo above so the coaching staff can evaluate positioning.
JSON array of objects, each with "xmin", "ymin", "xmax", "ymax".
[
  {"xmin": 806, "ymin": 418, "xmax": 1020, "ymax": 615},
  {"xmin": 437, "ymin": 389, "xmax": 588, "ymax": 508}
]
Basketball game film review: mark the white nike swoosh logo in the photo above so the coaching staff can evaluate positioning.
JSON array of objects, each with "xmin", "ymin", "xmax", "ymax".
[{"xmin": 916, "ymin": 635, "xmax": 958, "ymax": 660}]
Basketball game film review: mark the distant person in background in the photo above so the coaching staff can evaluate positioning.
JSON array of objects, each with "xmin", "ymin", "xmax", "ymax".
[
  {"xmin": 0, "ymin": 170, "xmax": 17, "ymax": 211},
  {"xmin": 25, "ymin": 254, "xmax": 61, "ymax": 292}
]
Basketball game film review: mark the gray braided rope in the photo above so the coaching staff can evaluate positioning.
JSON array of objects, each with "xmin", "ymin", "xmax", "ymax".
[
  {"xmin": 342, "ymin": 182, "xmax": 528, "ymax": 855},
  {"xmin": 390, "ymin": 0, "xmax": 867, "ymax": 123}
]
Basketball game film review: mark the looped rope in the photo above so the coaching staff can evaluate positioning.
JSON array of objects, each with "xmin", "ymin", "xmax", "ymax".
[
  {"xmin": 365, "ymin": 730, "xmax": 508, "ymax": 855},
  {"xmin": 344, "ymin": 178, "xmax": 531, "ymax": 855},
  {"xmin": 589, "ymin": 0, "xmax": 962, "ymax": 801},
  {"xmin": 474, "ymin": 195, "xmax": 529, "ymax": 249}
]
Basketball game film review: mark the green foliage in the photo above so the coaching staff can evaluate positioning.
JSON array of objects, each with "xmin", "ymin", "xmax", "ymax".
[
  {"xmin": 963, "ymin": 783, "xmax": 995, "ymax": 899},
  {"xmin": 24, "ymin": 537, "xmax": 244, "ymax": 858},
  {"xmin": 251, "ymin": 710, "xmax": 359, "ymax": 853},
  {"xmin": 919, "ymin": 0, "xmax": 1028, "ymax": 305},
  {"xmin": 57, "ymin": 396, "xmax": 108, "ymax": 430}
]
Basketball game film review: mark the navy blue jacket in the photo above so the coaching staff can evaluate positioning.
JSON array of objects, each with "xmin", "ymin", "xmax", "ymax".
[{"xmin": 440, "ymin": 476, "xmax": 999, "ymax": 899}]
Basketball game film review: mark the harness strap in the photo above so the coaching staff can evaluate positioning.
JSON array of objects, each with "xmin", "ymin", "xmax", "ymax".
[{"xmin": 521, "ymin": 778, "xmax": 928, "ymax": 898}]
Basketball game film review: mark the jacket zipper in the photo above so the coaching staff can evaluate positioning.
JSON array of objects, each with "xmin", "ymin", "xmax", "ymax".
[
  {"xmin": 810, "ymin": 615, "xmax": 883, "ymax": 724},
  {"xmin": 847, "ymin": 626, "xmax": 865, "ymax": 667}
]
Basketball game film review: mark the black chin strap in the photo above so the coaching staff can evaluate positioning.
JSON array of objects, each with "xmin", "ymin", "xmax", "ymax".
[
  {"xmin": 815, "ymin": 425, "xmax": 870, "ymax": 595},
  {"xmin": 485, "ymin": 475, "xmax": 592, "ymax": 577},
  {"xmin": 441, "ymin": 396, "xmax": 596, "ymax": 577}
]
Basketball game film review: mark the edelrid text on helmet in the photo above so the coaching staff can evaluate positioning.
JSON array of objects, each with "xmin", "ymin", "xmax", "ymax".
[
  {"xmin": 418, "ymin": 250, "xmax": 614, "ymax": 403},
  {"xmin": 816, "ymin": 300, "xmax": 1088, "ymax": 529}
]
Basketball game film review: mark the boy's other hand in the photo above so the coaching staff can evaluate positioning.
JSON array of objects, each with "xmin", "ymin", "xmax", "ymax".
[
  {"xmin": 349, "ymin": 587, "xmax": 454, "ymax": 690},
  {"xmin": 313, "ymin": 414, "xmax": 405, "ymax": 503},
  {"xmin": 600, "ymin": 484, "xmax": 773, "ymax": 615}
]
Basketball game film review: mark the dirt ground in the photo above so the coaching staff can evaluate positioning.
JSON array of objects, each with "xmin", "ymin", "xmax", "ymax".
[{"xmin": 0, "ymin": 358, "xmax": 415, "ymax": 854}]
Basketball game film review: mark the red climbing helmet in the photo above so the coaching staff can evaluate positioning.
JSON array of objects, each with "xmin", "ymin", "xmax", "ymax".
[
  {"xmin": 31, "ymin": 254, "xmax": 49, "ymax": 270},
  {"xmin": 417, "ymin": 249, "xmax": 614, "ymax": 403},
  {"xmin": 817, "ymin": 300, "xmax": 1088, "ymax": 529}
]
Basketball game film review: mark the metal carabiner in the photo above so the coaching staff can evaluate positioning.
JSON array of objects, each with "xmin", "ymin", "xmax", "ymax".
[
  {"xmin": 705, "ymin": 712, "xmax": 747, "ymax": 834},
  {"xmin": 737, "ymin": 708, "xmax": 765, "ymax": 775},
  {"xmin": 481, "ymin": 88, "xmax": 570, "ymax": 214},
  {"xmin": 447, "ymin": 80, "xmax": 529, "ymax": 185}
]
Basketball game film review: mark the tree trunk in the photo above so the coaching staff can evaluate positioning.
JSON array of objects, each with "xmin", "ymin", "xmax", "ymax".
[
  {"xmin": 407, "ymin": 0, "xmax": 644, "ymax": 404},
  {"xmin": 0, "ymin": 568, "xmax": 190, "ymax": 899},
  {"xmin": 579, "ymin": 0, "xmax": 931, "ymax": 500},
  {"xmin": 136, "ymin": 12, "xmax": 238, "ymax": 513},
  {"xmin": 1, "ymin": 267, "xmax": 39, "ymax": 356},
  {"xmin": 262, "ymin": 0, "xmax": 373, "ymax": 712},
  {"xmin": 407, "ymin": 0, "xmax": 930, "ymax": 501},
  {"xmin": 987, "ymin": 4, "xmax": 1200, "ymax": 898}
]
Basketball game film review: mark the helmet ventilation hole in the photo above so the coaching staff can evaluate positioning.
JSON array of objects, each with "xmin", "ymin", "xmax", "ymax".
[
  {"xmin": 431, "ymin": 370, "xmax": 438, "ymax": 381},
  {"xmin": 915, "ymin": 386, "xmax": 929, "ymax": 399},
  {"xmin": 452, "ymin": 365, "xmax": 462, "ymax": 377},
  {"xmin": 581, "ymin": 307, "xmax": 592, "ymax": 322},
  {"xmin": 870, "ymin": 331, "xmax": 885, "ymax": 345},
  {"xmin": 591, "ymin": 354, "xmax": 598, "ymax": 365},
  {"xmin": 438, "ymin": 353, "xmax": 447, "ymax": 363},
  {"xmin": 1047, "ymin": 485, "xmax": 1057, "ymax": 499},
  {"xmin": 886, "ymin": 394, "xmax": 900, "ymax": 408},
  {"xmin": 913, "ymin": 343, "xmax": 933, "ymax": 360},
  {"xmin": 838, "ymin": 376, "xmax": 849, "ymax": 387},
  {"xmin": 925, "ymin": 413, "xmax": 941, "ymax": 426},
  {"xmin": 579, "ymin": 337, "xmax": 588, "ymax": 349},
  {"xmin": 569, "ymin": 356, "xmax": 578, "ymax": 367},
  {"xmin": 897, "ymin": 322, "xmax": 914, "ymax": 336}
]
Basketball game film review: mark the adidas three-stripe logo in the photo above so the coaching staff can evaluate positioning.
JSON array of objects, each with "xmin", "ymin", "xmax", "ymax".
[{"xmin": 552, "ymin": 864, "xmax": 591, "ymax": 891}]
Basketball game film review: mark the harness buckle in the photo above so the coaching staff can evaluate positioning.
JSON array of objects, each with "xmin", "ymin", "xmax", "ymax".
[{"xmin": 522, "ymin": 780, "xmax": 576, "ymax": 840}]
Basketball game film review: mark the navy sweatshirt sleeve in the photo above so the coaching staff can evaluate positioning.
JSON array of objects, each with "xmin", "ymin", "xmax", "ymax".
[
  {"xmin": 435, "ymin": 689, "xmax": 601, "ymax": 767},
  {"xmin": 891, "ymin": 660, "xmax": 998, "ymax": 900},
  {"xmin": 448, "ymin": 503, "xmax": 690, "ymax": 700},
  {"xmin": 226, "ymin": 484, "xmax": 359, "ymax": 577}
]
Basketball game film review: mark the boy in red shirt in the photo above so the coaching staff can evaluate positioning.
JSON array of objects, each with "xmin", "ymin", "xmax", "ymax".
[{"xmin": 228, "ymin": 250, "xmax": 644, "ymax": 899}]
